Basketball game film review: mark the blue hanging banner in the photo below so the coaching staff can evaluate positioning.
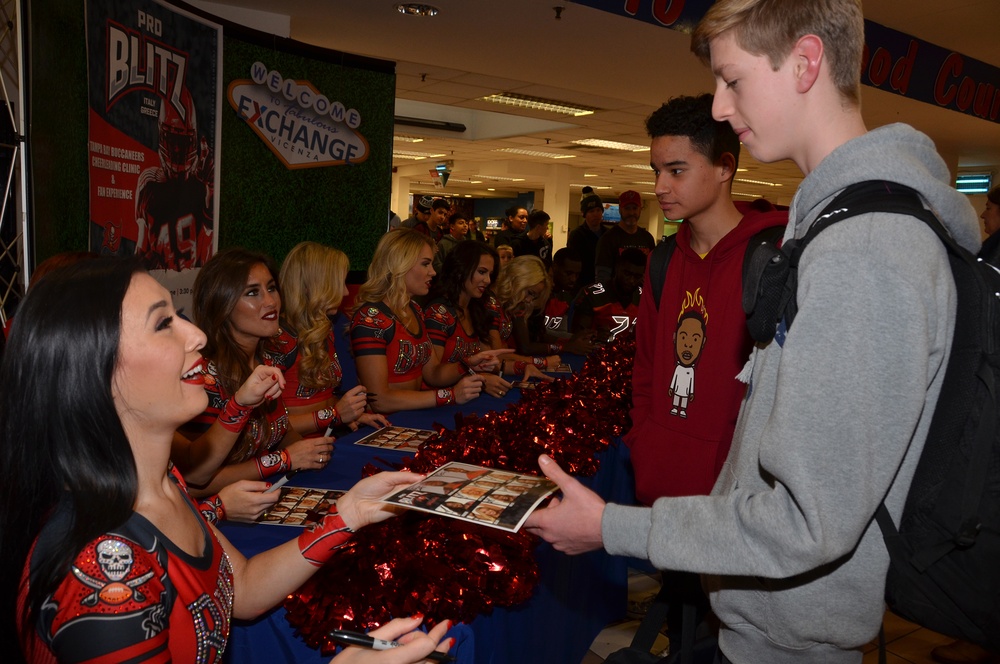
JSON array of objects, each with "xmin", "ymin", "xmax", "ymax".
[
  {"xmin": 571, "ymin": 0, "xmax": 1000, "ymax": 125},
  {"xmin": 861, "ymin": 21, "xmax": 1000, "ymax": 125}
]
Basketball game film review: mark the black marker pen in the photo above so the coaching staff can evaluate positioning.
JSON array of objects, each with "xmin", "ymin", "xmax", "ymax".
[{"xmin": 329, "ymin": 629, "xmax": 455, "ymax": 662}]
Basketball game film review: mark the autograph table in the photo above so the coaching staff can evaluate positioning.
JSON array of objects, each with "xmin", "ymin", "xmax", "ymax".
[{"xmin": 221, "ymin": 363, "xmax": 635, "ymax": 664}]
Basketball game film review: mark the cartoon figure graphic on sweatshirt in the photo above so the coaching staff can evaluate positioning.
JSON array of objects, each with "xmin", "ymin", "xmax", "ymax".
[{"xmin": 670, "ymin": 289, "xmax": 707, "ymax": 418}]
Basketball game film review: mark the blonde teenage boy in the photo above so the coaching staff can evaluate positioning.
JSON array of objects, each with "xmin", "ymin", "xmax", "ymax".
[{"xmin": 525, "ymin": 1, "xmax": 981, "ymax": 662}]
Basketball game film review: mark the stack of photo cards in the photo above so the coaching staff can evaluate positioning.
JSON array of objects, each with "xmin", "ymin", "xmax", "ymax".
[
  {"xmin": 379, "ymin": 462, "xmax": 557, "ymax": 532},
  {"xmin": 256, "ymin": 487, "xmax": 344, "ymax": 527},
  {"xmin": 353, "ymin": 425, "xmax": 437, "ymax": 452}
]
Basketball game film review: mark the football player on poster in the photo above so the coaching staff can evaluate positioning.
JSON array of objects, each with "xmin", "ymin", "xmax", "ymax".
[{"xmin": 135, "ymin": 86, "xmax": 214, "ymax": 271}]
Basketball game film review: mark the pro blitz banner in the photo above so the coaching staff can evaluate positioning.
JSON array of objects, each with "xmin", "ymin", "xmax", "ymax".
[{"xmin": 86, "ymin": 0, "xmax": 221, "ymax": 301}]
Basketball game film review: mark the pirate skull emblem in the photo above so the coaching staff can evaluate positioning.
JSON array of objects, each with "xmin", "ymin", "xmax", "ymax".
[{"xmin": 96, "ymin": 539, "xmax": 134, "ymax": 582}]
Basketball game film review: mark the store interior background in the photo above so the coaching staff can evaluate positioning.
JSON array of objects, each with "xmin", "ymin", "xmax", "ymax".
[{"xmin": 192, "ymin": 0, "xmax": 1000, "ymax": 245}]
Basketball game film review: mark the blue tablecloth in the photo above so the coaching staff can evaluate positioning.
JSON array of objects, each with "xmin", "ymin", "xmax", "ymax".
[{"xmin": 221, "ymin": 359, "xmax": 635, "ymax": 664}]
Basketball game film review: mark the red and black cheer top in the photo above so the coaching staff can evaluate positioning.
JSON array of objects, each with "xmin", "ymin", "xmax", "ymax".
[
  {"xmin": 277, "ymin": 325, "xmax": 343, "ymax": 408},
  {"xmin": 423, "ymin": 300, "xmax": 483, "ymax": 364},
  {"xmin": 21, "ymin": 467, "xmax": 234, "ymax": 663},
  {"xmin": 350, "ymin": 301, "xmax": 432, "ymax": 383},
  {"xmin": 186, "ymin": 334, "xmax": 295, "ymax": 461},
  {"xmin": 484, "ymin": 295, "xmax": 513, "ymax": 347}
]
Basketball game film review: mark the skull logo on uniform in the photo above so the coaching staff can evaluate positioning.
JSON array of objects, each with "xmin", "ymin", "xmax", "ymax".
[{"xmin": 96, "ymin": 539, "xmax": 134, "ymax": 582}]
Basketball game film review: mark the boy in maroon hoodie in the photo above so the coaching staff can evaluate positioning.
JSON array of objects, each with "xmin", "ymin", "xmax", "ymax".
[{"xmin": 630, "ymin": 93, "xmax": 786, "ymax": 504}]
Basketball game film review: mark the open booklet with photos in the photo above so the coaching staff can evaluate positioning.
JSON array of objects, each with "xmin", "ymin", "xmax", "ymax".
[
  {"xmin": 378, "ymin": 461, "xmax": 557, "ymax": 532},
  {"xmin": 256, "ymin": 487, "xmax": 345, "ymax": 527},
  {"xmin": 353, "ymin": 425, "xmax": 437, "ymax": 452}
]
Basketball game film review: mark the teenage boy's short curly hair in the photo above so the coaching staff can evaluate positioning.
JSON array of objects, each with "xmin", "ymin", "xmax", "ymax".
[
  {"xmin": 691, "ymin": 0, "xmax": 864, "ymax": 106},
  {"xmin": 645, "ymin": 94, "xmax": 741, "ymax": 172}
]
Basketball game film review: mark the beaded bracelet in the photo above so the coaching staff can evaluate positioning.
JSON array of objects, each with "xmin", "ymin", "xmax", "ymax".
[
  {"xmin": 548, "ymin": 341, "xmax": 564, "ymax": 354},
  {"xmin": 532, "ymin": 356, "xmax": 548, "ymax": 370},
  {"xmin": 255, "ymin": 448, "xmax": 291, "ymax": 479},
  {"xmin": 312, "ymin": 406, "xmax": 341, "ymax": 432},
  {"xmin": 435, "ymin": 388, "xmax": 455, "ymax": 407},
  {"xmin": 218, "ymin": 398, "xmax": 254, "ymax": 433},
  {"xmin": 513, "ymin": 361, "xmax": 528, "ymax": 376}
]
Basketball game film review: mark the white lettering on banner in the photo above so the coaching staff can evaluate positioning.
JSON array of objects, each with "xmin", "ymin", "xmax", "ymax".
[
  {"xmin": 247, "ymin": 62, "xmax": 362, "ymax": 128},
  {"xmin": 227, "ymin": 63, "xmax": 369, "ymax": 169},
  {"xmin": 107, "ymin": 22, "xmax": 188, "ymax": 113}
]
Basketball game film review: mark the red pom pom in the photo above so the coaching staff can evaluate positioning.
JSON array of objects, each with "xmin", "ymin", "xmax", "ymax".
[{"xmin": 285, "ymin": 333, "xmax": 636, "ymax": 651}]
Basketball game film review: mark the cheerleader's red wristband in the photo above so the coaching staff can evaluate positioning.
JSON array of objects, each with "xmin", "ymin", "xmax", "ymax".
[
  {"xmin": 312, "ymin": 407, "xmax": 340, "ymax": 431},
  {"xmin": 198, "ymin": 495, "xmax": 227, "ymax": 524},
  {"xmin": 219, "ymin": 398, "xmax": 254, "ymax": 433},
  {"xmin": 298, "ymin": 508, "xmax": 353, "ymax": 566},
  {"xmin": 435, "ymin": 388, "xmax": 455, "ymax": 407},
  {"xmin": 255, "ymin": 448, "xmax": 291, "ymax": 479}
]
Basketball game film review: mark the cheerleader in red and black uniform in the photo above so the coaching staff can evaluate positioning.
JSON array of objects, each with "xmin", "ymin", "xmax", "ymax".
[
  {"xmin": 0, "ymin": 258, "xmax": 449, "ymax": 664},
  {"xmin": 424, "ymin": 242, "xmax": 551, "ymax": 399},
  {"xmin": 279, "ymin": 241, "xmax": 388, "ymax": 437},
  {"xmin": 172, "ymin": 249, "xmax": 334, "ymax": 523},
  {"xmin": 350, "ymin": 229, "xmax": 507, "ymax": 413},
  {"xmin": 487, "ymin": 255, "xmax": 564, "ymax": 378}
]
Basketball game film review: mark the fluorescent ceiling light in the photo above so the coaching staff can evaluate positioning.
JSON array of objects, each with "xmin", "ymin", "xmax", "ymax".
[
  {"xmin": 393, "ymin": 135, "xmax": 424, "ymax": 143},
  {"xmin": 956, "ymin": 173, "xmax": 992, "ymax": 194},
  {"xmin": 572, "ymin": 139, "xmax": 649, "ymax": 151},
  {"xmin": 393, "ymin": 150, "xmax": 447, "ymax": 160},
  {"xmin": 570, "ymin": 184, "xmax": 612, "ymax": 189},
  {"xmin": 734, "ymin": 177, "xmax": 782, "ymax": 187},
  {"xmin": 471, "ymin": 175, "xmax": 526, "ymax": 182},
  {"xmin": 492, "ymin": 148, "xmax": 575, "ymax": 159},
  {"xmin": 479, "ymin": 93, "xmax": 597, "ymax": 117},
  {"xmin": 439, "ymin": 177, "xmax": 482, "ymax": 184},
  {"xmin": 732, "ymin": 191, "xmax": 763, "ymax": 198},
  {"xmin": 621, "ymin": 163, "xmax": 653, "ymax": 170},
  {"xmin": 584, "ymin": 173, "xmax": 599, "ymax": 177},
  {"xmin": 632, "ymin": 181, "xmax": 655, "ymax": 186}
]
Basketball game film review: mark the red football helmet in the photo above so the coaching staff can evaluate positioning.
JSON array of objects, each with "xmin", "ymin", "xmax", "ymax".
[{"xmin": 158, "ymin": 87, "xmax": 198, "ymax": 179}]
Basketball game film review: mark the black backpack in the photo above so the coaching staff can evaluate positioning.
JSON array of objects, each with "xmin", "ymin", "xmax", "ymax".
[{"xmin": 742, "ymin": 180, "xmax": 1000, "ymax": 652}]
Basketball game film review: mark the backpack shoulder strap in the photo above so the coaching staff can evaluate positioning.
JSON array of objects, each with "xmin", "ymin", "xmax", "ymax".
[
  {"xmin": 783, "ymin": 181, "xmax": 944, "ymax": 329},
  {"xmin": 741, "ymin": 224, "xmax": 786, "ymax": 289},
  {"xmin": 649, "ymin": 235, "xmax": 678, "ymax": 311}
]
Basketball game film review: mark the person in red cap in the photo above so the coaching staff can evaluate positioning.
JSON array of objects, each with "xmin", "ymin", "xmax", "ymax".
[{"xmin": 594, "ymin": 190, "xmax": 656, "ymax": 284}]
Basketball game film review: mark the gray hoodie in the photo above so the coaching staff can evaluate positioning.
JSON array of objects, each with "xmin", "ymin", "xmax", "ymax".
[{"xmin": 603, "ymin": 124, "xmax": 981, "ymax": 663}]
